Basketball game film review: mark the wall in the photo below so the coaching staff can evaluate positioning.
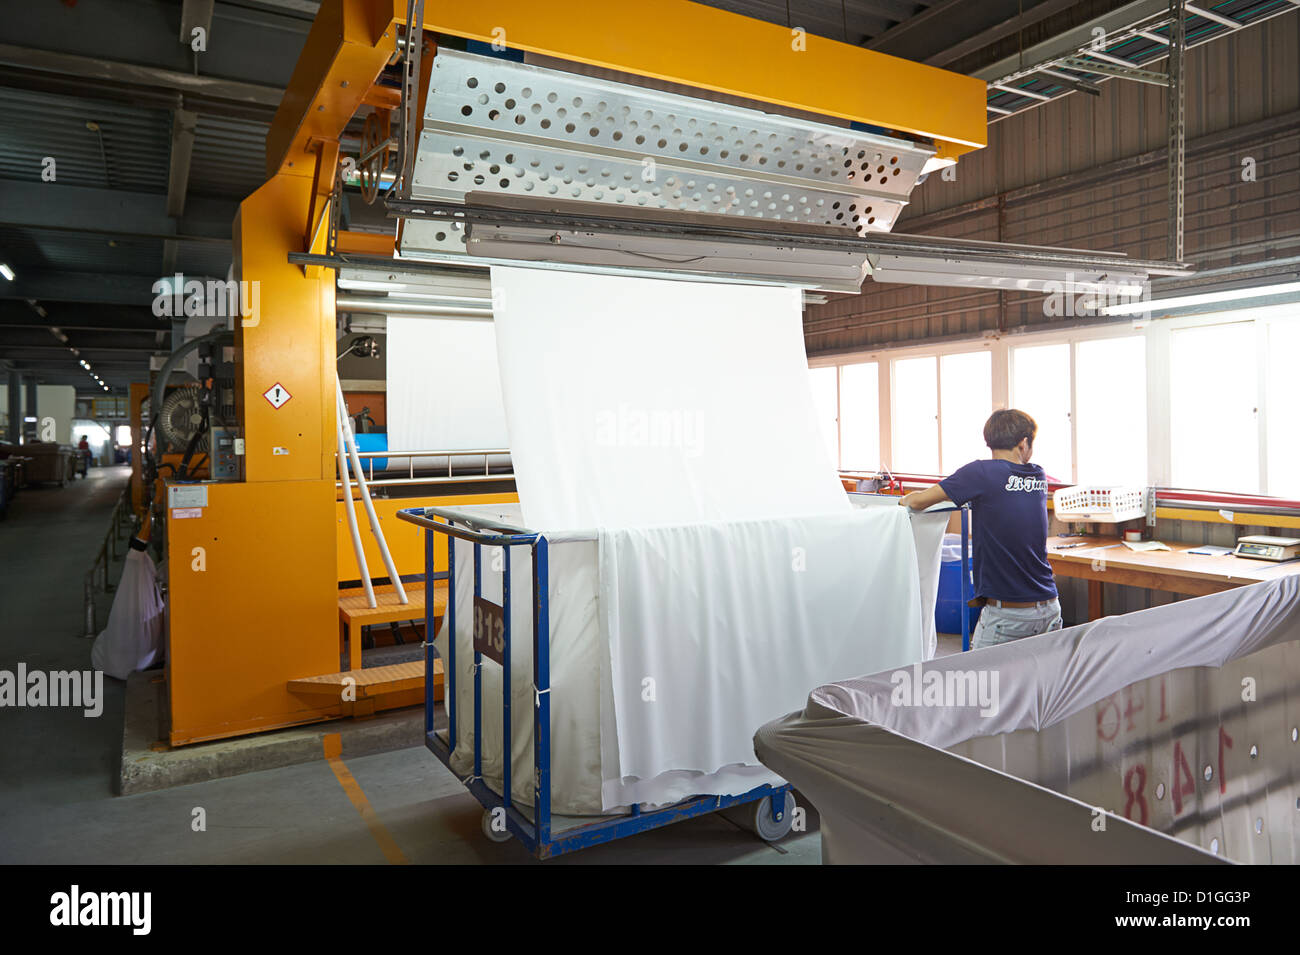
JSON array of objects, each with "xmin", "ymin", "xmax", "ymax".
[
  {"xmin": 37, "ymin": 385, "xmax": 76, "ymax": 445},
  {"xmin": 806, "ymin": 12, "xmax": 1300, "ymax": 356}
]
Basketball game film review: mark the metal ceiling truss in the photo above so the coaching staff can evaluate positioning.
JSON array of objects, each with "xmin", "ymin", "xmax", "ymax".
[{"xmin": 984, "ymin": 0, "xmax": 1299, "ymax": 121}]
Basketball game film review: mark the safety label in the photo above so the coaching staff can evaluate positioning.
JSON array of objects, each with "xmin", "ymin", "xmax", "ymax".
[{"xmin": 263, "ymin": 383, "xmax": 292, "ymax": 409}]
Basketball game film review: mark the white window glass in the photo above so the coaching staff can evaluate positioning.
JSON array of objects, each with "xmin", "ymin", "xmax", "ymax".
[
  {"xmin": 940, "ymin": 351, "xmax": 992, "ymax": 472},
  {"xmin": 808, "ymin": 366, "xmax": 839, "ymax": 468},
  {"xmin": 1266, "ymin": 318, "xmax": 1300, "ymax": 498},
  {"xmin": 1170, "ymin": 322, "xmax": 1258, "ymax": 493},
  {"xmin": 116, "ymin": 425, "xmax": 133, "ymax": 446},
  {"xmin": 893, "ymin": 356, "xmax": 939, "ymax": 474},
  {"xmin": 1011, "ymin": 343, "xmax": 1072, "ymax": 483},
  {"xmin": 839, "ymin": 362, "xmax": 880, "ymax": 470},
  {"xmin": 1076, "ymin": 336, "xmax": 1147, "ymax": 486}
]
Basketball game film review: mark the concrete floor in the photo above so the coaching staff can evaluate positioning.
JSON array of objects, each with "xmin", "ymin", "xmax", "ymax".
[{"xmin": 0, "ymin": 467, "xmax": 821, "ymax": 864}]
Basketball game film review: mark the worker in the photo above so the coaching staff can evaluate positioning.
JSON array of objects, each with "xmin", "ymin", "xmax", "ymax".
[
  {"xmin": 77, "ymin": 435, "xmax": 92, "ymax": 476},
  {"xmin": 899, "ymin": 409, "xmax": 1060, "ymax": 649}
]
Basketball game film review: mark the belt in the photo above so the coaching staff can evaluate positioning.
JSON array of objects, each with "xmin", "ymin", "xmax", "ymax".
[{"xmin": 988, "ymin": 598, "xmax": 1054, "ymax": 609}]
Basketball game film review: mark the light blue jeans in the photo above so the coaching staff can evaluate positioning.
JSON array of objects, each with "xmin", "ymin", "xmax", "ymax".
[{"xmin": 971, "ymin": 598, "xmax": 1062, "ymax": 650}]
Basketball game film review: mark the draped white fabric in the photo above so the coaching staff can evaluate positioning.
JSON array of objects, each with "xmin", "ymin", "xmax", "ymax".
[
  {"xmin": 462, "ymin": 266, "xmax": 934, "ymax": 812},
  {"xmin": 598, "ymin": 507, "xmax": 925, "ymax": 808},
  {"xmin": 489, "ymin": 266, "xmax": 849, "ymax": 531}
]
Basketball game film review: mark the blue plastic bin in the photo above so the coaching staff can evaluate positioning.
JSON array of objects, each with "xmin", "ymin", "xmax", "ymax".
[
  {"xmin": 935, "ymin": 534, "xmax": 981, "ymax": 635},
  {"xmin": 353, "ymin": 432, "xmax": 388, "ymax": 474}
]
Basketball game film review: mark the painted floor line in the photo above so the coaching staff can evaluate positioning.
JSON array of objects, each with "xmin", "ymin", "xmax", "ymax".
[{"xmin": 323, "ymin": 733, "xmax": 410, "ymax": 865}]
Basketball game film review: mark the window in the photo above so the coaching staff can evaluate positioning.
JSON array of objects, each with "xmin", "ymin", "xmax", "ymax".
[
  {"xmin": 1266, "ymin": 319, "xmax": 1300, "ymax": 498},
  {"xmin": 1075, "ymin": 336, "xmax": 1146, "ymax": 486},
  {"xmin": 1170, "ymin": 322, "xmax": 1258, "ymax": 494},
  {"xmin": 1011, "ymin": 343, "xmax": 1072, "ymax": 483},
  {"xmin": 892, "ymin": 356, "xmax": 938, "ymax": 474},
  {"xmin": 807, "ymin": 366, "xmax": 839, "ymax": 467},
  {"xmin": 939, "ymin": 351, "xmax": 992, "ymax": 472},
  {"xmin": 839, "ymin": 362, "xmax": 880, "ymax": 470}
]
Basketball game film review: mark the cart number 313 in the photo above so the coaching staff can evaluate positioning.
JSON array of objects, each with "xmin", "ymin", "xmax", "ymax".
[{"xmin": 473, "ymin": 597, "xmax": 507, "ymax": 666}]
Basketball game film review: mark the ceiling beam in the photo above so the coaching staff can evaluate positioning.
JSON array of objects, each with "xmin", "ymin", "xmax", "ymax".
[
  {"xmin": 166, "ymin": 108, "xmax": 200, "ymax": 218},
  {"xmin": 0, "ymin": 42, "xmax": 282, "ymax": 110},
  {"xmin": 922, "ymin": 0, "xmax": 1079, "ymax": 67},
  {"xmin": 0, "ymin": 272, "xmax": 162, "ymax": 306},
  {"xmin": 0, "ymin": 181, "xmax": 236, "ymax": 243}
]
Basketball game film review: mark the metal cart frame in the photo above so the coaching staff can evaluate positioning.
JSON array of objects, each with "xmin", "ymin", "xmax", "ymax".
[{"xmin": 397, "ymin": 505, "xmax": 793, "ymax": 859}]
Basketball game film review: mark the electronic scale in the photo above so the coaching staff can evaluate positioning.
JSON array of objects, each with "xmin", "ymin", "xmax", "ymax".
[{"xmin": 1233, "ymin": 535, "xmax": 1300, "ymax": 562}]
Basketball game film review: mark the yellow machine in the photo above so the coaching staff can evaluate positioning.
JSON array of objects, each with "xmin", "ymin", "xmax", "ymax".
[{"xmin": 160, "ymin": 0, "xmax": 989, "ymax": 746}]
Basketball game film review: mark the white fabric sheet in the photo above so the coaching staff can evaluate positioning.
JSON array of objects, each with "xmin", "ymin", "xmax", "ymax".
[
  {"xmin": 470, "ymin": 267, "xmax": 933, "ymax": 812},
  {"xmin": 91, "ymin": 549, "xmax": 163, "ymax": 680},
  {"xmin": 386, "ymin": 315, "xmax": 510, "ymax": 454},
  {"xmin": 489, "ymin": 266, "xmax": 848, "ymax": 531},
  {"xmin": 598, "ymin": 506, "xmax": 925, "ymax": 808},
  {"xmin": 853, "ymin": 494, "xmax": 948, "ymax": 660}
]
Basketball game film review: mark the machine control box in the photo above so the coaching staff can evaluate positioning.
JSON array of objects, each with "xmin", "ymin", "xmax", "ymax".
[{"xmin": 210, "ymin": 427, "xmax": 244, "ymax": 481}]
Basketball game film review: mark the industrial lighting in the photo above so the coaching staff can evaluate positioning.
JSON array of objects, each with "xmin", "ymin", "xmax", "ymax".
[
  {"xmin": 1100, "ymin": 281, "xmax": 1300, "ymax": 315},
  {"xmin": 0, "ymin": 263, "xmax": 14, "ymax": 281}
]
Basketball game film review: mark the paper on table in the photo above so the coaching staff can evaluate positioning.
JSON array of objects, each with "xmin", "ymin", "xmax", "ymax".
[
  {"xmin": 1188, "ymin": 544, "xmax": 1233, "ymax": 556},
  {"xmin": 1123, "ymin": 539, "xmax": 1172, "ymax": 552}
]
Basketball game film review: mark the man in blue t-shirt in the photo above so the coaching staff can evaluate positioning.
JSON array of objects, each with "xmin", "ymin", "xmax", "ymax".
[{"xmin": 900, "ymin": 409, "xmax": 1061, "ymax": 650}]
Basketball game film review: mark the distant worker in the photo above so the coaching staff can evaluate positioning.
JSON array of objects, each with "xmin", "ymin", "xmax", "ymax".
[
  {"xmin": 77, "ymin": 435, "xmax": 92, "ymax": 476},
  {"xmin": 899, "ymin": 409, "xmax": 1060, "ymax": 649}
]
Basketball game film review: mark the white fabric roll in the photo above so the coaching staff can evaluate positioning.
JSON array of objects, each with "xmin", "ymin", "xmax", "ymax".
[
  {"xmin": 489, "ymin": 266, "xmax": 848, "ymax": 531},
  {"xmin": 386, "ymin": 315, "xmax": 510, "ymax": 454}
]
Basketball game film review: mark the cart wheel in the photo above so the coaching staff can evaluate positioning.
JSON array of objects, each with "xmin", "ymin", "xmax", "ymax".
[
  {"xmin": 752, "ymin": 792, "xmax": 796, "ymax": 842},
  {"xmin": 481, "ymin": 808, "xmax": 511, "ymax": 843}
]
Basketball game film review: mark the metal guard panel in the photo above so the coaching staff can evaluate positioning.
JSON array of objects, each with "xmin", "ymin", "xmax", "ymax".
[{"xmin": 402, "ymin": 50, "xmax": 935, "ymax": 261}]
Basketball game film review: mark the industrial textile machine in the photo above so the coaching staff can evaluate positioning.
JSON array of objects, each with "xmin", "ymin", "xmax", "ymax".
[{"xmin": 159, "ymin": 0, "xmax": 1189, "ymax": 746}]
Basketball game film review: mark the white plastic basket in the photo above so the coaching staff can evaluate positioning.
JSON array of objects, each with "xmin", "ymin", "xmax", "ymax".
[{"xmin": 1052, "ymin": 485, "xmax": 1146, "ymax": 523}]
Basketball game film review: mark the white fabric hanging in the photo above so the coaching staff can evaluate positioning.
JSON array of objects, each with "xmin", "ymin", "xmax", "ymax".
[
  {"xmin": 489, "ymin": 266, "xmax": 848, "ymax": 531},
  {"xmin": 91, "ymin": 547, "xmax": 164, "ymax": 680}
]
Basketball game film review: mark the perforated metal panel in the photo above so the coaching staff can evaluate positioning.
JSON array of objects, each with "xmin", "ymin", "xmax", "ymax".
[{"xmin": 401, "ymin": 50, "xmax": 935, "ymax": 262}]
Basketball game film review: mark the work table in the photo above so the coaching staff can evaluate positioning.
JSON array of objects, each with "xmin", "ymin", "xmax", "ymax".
[{"xmin": 1046, "ymin": 534, "xmax": 1300, "ymax": 619}]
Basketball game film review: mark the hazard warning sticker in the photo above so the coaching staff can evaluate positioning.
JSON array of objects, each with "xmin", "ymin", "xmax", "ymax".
[{"xmin": 263, "ymin": 383, "xmax": 292, "ymax": 409}]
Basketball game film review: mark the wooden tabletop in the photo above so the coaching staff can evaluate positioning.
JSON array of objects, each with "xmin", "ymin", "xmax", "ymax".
[{"xmin": 1047, "ymin": 535, "xmax": 1300, "ymax": 589}]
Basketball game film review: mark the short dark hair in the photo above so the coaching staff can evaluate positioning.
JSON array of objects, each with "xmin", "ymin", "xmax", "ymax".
[{"xmin": 983, "ymin": 409, "xmax": 1037, "ymax": 451}]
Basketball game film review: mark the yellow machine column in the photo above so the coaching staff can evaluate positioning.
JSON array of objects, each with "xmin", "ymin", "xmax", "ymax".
[{"xmin": 165, "ymin": 175, "xmax": 341, "ymax": 745}]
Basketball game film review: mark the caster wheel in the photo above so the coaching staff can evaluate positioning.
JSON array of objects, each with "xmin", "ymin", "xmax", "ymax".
[
  {"xmin": 481, "ymin": 808, "xmax": 511, "ymax": 843},
  {"xmin": 752, "ymin": 792, "xmax": 796, "ymax": 842}
]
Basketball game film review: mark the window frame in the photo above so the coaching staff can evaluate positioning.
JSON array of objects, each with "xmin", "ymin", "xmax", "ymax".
[{"xmin": 809, "ymin": 304, "xmax": 1296, "ymax": 495}]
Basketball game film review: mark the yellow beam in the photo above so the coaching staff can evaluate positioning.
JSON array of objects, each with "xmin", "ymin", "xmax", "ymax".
[
  {"xmin": 1155, "ymin": 507, "xmax": 1300, "ymax": 530},
  {"xmin": 403, "ymin": 0, "xmax": 986, "ymax": 154},
  {"xmin": 267, "ymin": 0, "xmax": 398, "ymax": 178},
  {"xmin": 269, "ymin": 0, "xmax": 986, "ymax": 183}
]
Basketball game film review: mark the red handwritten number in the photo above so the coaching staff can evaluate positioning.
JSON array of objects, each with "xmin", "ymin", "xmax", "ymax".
[
  {"xmin": 1097, "ymin": 697, "xmax": 1120, "ymax": 741},
  {"xmin": 1157, "ymin": 678, "xmax": 1169, "ymax": 723},
  {"xmin": 1171, "ymin": 741, "xmax": 1196, "ymax": 815},
  {"xmin": 1218, "ymin": 726, "xmax": 1233, "ymax": 796},
  {"xmin": 1123, "ymin": 765, "xmax": 1148, "ymax": 825},
  {"xmin": 1122, "ymin": 686, "xmax": 1145, "ymax": 732}
]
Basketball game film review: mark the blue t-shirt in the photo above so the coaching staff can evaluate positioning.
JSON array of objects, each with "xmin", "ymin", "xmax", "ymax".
[{"xmin": 939, "ymin": 459, "xmax": 1058, "ymax": 603}]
